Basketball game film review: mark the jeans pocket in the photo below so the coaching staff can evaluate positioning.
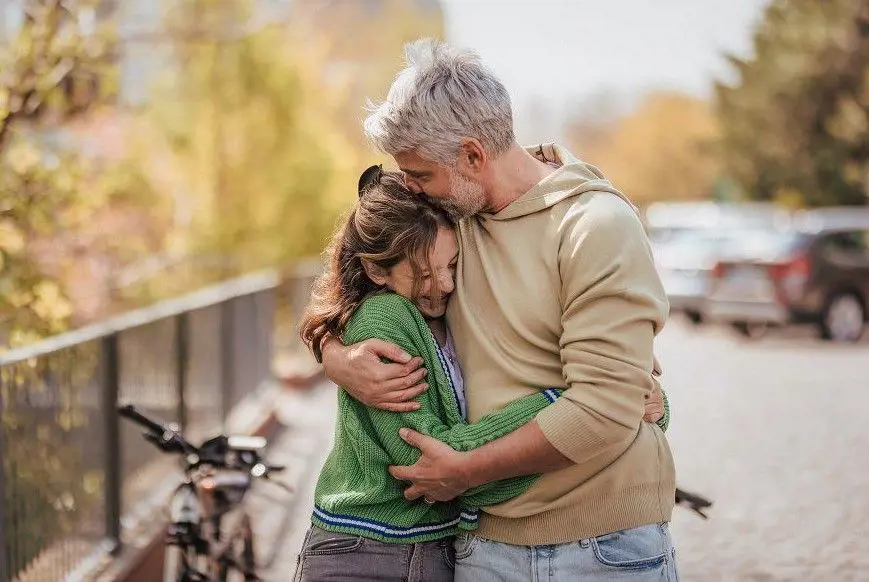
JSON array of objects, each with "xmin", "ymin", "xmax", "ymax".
[
  {"xmin": 454, "ymin": 533, "xmax": 479, "ymax": 561},
  {"xmin": 440, "ymin": 538, "xmax": 456, "ymax": 569},
  {"xmin": 303, "ymin": 528, "xmax": 364, "ymax": 556},
  {"xmin": 590, "ymin": 523, "xmax": 670, "ymax": 570}
]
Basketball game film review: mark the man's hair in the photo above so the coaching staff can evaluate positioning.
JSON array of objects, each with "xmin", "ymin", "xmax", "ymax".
[{"xmin": 363, "ymin": 38, "xmax": 515, "ymax": 165}]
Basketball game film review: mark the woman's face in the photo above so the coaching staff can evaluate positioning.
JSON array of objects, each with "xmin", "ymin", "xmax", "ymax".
[{"xmin": 380, "ymin": 227, "xmax": 458, "ymax": 319}]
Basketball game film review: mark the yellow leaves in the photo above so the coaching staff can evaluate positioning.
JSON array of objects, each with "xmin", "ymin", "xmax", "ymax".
[
  {"xmin": 7, "ymin": 327, "xmax": 46, "ymax": 348},
  {"xmin": 772, "ymin": 187, "xmax": 806, "ymax": 210},
  {"xmin": 31, "ymin": 280, "xmax": 73, "ymax": 322},
  {"xmin": 0, "ymin": 220, "xmax": 26, "ymax": 254},
  {"xmin": 0, "ymin": 87, "xmax": 10, "ymax": 120},
  {"xmin": 826, "ymin": 96, "xmax": 868, "ymax": 144},
  {"xmin": 570, "ymin": 92, "xmax": 721, "ymax": 205},
  {"xmin": 6, "ymin": 140, "xmax": 42, "ymax": 174},
  {"xmin": 83, "ymin": 471, "xmax": 102, "ymax": 495}
]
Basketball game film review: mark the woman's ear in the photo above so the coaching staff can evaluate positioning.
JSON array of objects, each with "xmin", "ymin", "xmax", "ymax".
[{"xmin": 361, "ymin": 259, "xmax": 388, "ymax": 286}]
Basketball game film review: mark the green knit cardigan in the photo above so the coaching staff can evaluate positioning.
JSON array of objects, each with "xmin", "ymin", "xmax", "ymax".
[{"xmin": 310, "ymin": 292, "xmax": 669, "ymax": 544}]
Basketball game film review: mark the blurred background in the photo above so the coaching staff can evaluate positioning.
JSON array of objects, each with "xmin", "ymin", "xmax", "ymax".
[{"xmin": 1, "ymin": 0, "xmax": 868, "ymax": 580}]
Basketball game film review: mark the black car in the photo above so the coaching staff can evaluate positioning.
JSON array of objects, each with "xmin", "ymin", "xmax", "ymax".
[{"xmin": 704, "ymin": 208, "xmax": 869, "ymax": 342}]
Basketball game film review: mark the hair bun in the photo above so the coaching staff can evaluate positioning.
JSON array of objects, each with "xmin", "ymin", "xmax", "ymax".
[{"xmin": 357, "ymin": 164, "xmax": 384, "ymax": 198}]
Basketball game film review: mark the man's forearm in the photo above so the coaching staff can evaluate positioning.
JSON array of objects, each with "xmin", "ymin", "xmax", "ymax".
[{"xmin": 460, "ymin": 420, "xmax": 573, "ymax": 488}]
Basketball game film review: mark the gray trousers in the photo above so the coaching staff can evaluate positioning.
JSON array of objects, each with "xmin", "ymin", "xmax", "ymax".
[{"xmin": 293, "ymin": 526, "xmax": 455, "ymax": 582}]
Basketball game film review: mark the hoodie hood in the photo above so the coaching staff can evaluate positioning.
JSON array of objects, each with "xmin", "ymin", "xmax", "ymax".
[{"xmin": 488, "ymin": 143, "xmax": 638, "ymax": 220}]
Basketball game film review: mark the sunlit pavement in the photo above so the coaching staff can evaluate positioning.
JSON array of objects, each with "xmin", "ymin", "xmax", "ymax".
[
  {"xmin": 257, "ymin": 320, "xmax": 869, "ymax": 581},
  {"xmin": 661, "ymin": 318, "xmax": 869, "ymax": 581}
]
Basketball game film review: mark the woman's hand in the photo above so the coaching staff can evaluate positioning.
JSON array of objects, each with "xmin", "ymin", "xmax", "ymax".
[{"xmin": 320, "ymin": 336, "xmax": 429, "ymax": 412}]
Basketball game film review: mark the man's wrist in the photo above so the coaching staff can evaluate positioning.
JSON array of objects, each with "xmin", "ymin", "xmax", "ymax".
[
  {"xmin": 320, "ymin": 334, "xmax": 343, "ymax": 364},
  {"xmin": 457, "ymin": 449, "xmax": 489, "ymax": 490}
]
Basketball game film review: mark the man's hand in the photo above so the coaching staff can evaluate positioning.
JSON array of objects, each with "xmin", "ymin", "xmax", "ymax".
[
  {"xmin": 642, "ymin": 379, "xmax": 664, "ymax": 424},
  {"xmin": 320, "ymin": 337, "xmax": 428, "ymax": 412},
  {"xmin": 388, "ymin": 428, "xmax": 471, "ymax": 502}
]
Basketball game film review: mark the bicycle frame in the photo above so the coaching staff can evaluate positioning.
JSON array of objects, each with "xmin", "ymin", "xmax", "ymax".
[
  {"xmin": 118, "ymin": 405, "xmax": 286, "ymax": 582},
  {"xmin": 165, "ymin": 468, "xmax": 261, "ymax": 580}
]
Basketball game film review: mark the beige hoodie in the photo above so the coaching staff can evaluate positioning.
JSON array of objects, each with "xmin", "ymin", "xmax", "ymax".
[{"xmin": 446, "ymin": 143, "xmax": 675, "ymax": 545}]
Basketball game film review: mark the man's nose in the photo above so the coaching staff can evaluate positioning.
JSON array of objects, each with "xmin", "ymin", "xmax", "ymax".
[{"xmin": 403, "ymin": 176, "xmax": 423, "ymax": 194}]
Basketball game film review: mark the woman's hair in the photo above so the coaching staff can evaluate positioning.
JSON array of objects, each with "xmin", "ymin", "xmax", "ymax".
[{"xmin": 299, "ymin": 168, "xmax": 453, "ymax": 362}]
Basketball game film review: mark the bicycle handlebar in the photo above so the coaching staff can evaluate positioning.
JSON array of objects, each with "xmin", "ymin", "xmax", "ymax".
[
  {"xmin": 118, "ymin": 404, "xmax": 197, "ymax": 455},
  {"xmin": 117, "ymin": 405, "xmax": 284, "ymax": 479},
  {"xmin": 118, "ymin": 404, "xmax": 169, "ymax": 435}
]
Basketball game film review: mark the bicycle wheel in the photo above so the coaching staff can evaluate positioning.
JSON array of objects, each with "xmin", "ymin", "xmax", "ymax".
[{"xmin": 163, "ymin": 545, "xmax": 190, "ymax": 582}]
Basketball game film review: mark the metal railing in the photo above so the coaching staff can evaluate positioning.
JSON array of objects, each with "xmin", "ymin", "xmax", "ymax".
[{"xmin": 0, "ymin": 269, "xmax": 308, "ymax": 582}]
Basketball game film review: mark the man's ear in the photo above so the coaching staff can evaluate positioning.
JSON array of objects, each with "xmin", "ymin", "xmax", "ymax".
[
  {"xmin": 361, "ymin": 259, "xmax": 388, "ymax": 286},
  {"xmin": 457, "ymin": 138, "xmax": 487, "ymax": 173}
]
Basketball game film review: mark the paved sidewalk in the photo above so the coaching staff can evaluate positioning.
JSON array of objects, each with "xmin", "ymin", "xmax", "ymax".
[{"xmin": 246, "ymin": 379, "xmax": 338, "ymax": 582}]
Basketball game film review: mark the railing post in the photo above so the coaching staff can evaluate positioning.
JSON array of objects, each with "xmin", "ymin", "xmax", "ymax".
[
  {"xmin": 0, "ymin": 371, "xmax": 9, "ymax": 582},
  {"xmin": 220, "ymin": 299, "xmax": 235, "ymax": 422},
  {"xmin": 101, "ymin": 333, "xmax": 122, "ymax": 553},
  {"xmin": 176, "ymin": 313, "xmax": 189, "ymax": 430}
]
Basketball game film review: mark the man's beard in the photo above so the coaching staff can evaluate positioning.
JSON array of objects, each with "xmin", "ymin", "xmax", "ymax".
[{"xmin": 433, "ymin": 170, "xmax": 487, "ymax": 220}]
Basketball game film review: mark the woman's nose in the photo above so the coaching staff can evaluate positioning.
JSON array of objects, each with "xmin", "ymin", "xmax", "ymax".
[{"xmin": 438, "ymin": 270, "xmax": 455, "ymax": 295}]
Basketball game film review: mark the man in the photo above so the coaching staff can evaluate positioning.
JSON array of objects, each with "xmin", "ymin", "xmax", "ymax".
[{"xmin": 320, "ymin": 38, "xmax": 677, "ymax": 580}]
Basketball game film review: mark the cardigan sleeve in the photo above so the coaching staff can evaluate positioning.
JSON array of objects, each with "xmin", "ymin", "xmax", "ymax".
[{"xmin": 343, "ymin": 294, "xmax": 560, "ymax": 507}]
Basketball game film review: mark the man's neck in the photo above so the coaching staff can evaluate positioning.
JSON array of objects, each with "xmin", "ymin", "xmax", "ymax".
[{"xmin": 487, "ymin": 143, "xmax": 558, "ymax": 213}]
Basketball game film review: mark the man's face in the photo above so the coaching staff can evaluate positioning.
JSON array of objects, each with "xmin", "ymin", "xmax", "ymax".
[{"xmin": 394, "ymin": 150, "xmax": 488, "ymax": 220}]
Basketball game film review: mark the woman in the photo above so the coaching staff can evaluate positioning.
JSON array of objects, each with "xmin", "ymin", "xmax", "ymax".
[{"xmin": 295, "ymin": 166, "xmax": 669, "ymax": 582}]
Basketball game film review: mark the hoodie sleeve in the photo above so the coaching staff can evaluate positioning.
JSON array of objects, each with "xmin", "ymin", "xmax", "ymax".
[{"xmin": 534, "ymin": 192, "xmax": 669, "ymax": 465}]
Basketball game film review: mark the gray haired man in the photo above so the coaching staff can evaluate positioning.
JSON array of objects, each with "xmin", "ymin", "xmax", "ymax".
[{"xmin": 321, "ymin": 38, "xmax": 678, "ymax": 581}]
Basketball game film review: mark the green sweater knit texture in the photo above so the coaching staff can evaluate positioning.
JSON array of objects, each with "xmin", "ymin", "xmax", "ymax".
[
  {"xmin": 310, "ymin": 293, "xmax": 562, "ymax": 543},
  {"xmin": 309, "ymin": 292, "xmax": 671, "ymax": 544}
]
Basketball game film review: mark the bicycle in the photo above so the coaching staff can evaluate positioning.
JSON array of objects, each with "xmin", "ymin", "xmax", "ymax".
[{"xmin": 118, "ymin": 405, "xmax": 291, "ymax": 582}]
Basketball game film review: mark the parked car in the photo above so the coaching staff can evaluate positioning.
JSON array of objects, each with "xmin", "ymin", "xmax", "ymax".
[
  {"xmin": 654, "ymin": 229, "xmax": 742, "ymax": 324},
  {"xmin": 646, "ymin": 202, "xmax": 789, "ymax": 325},
  {"xmin": 645, "ymin": 201, "xmax": 787, "ymax": 246},
  {"xmin": 704, "ymin": 208, "xmax": 869, "ymax": 342}
]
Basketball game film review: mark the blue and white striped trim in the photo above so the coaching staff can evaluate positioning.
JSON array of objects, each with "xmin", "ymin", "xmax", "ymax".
[
  {"xmin": 460, "ymin": 509, "xmax": 480, "ymax": 523},
  {"xmin": 313, "ymin": 505, "xmax": 466, "ymax": 539},
  {"xmin": 433, "ymin": 342, "xmax": 466, "ymax": 420},
  {"xmin": 542, "ymin": 388, "xmax": 560, "ymax": 403}
]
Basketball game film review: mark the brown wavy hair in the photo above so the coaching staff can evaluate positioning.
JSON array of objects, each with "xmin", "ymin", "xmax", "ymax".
[{"xmin": 300, "ymin": 169, "xmax": 453, "ymax": 362}]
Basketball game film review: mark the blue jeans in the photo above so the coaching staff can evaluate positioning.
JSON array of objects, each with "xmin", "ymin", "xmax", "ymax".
[{"xmin": 454, "ymin": 523, "xmax": 679, "ymax": 581}]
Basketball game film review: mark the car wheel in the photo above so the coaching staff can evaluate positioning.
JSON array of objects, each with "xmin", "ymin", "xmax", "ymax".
[
  {"xmin": 731, "ymin": 321, "xmax": 768, "ymax": 340},
  {"xmin": 820, "ymin": 292, "xmax": 865, "ymax": 343}
]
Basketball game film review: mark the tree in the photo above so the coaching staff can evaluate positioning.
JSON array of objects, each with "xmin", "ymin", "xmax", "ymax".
[
  {"xmin": 0, "ymin": 4, "xmax": 131, "ymax": 569},
  {"xmin": 716, "ymin": 0, "xmax": 869, "ymax": 207},
  {"xmin": 122, "ymin": 0, "xmax": 447, "ymax": 302},
  {"xmin": 567, "ymin": 92, "xmax": 721, "ymax": 205},
  {"xmin": 290, "ymin": 0, "xmax": 447, "ymax": 152},
  {"xmin": 0, "ymin": 0, "xmax": 116, "ymax": 345},
  {"xmin": 123, "ymin": 0, "xmax": 353, "ymax": 291}
]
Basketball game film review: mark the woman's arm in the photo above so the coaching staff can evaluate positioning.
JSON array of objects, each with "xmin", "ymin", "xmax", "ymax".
[
  {"xmin": 344, "ymin": 295, "xmax": 559, "ymax": 506},
  {"xmin": 657, "ymin": 389, "xmax": 671, "ymax": 432}
]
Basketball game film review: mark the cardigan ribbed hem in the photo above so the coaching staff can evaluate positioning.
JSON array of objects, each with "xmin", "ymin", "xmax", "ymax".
[{"xmin": 311, "ymin": 505, "xmax": 480, "ymax": 544}]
